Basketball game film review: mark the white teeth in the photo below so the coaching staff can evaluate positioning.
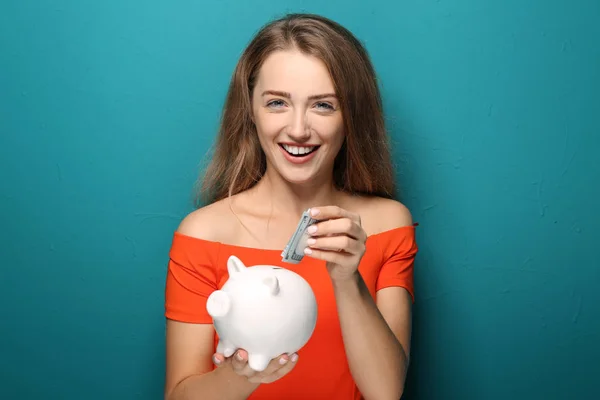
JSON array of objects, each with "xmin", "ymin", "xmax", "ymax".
[{"xmin": 282, "ymin": 144, "xmax": 316, "ymax": 155}]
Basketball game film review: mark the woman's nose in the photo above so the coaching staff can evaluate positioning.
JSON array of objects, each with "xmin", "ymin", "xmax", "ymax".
[{"xmin": 287, "ymin": 112, "xmax": 311, "ymax": 142}]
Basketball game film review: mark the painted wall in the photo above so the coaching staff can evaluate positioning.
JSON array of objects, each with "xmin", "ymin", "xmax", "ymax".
[{"xmin": 1, "ymin": 1, "xmax": 598, "ymax": 399}]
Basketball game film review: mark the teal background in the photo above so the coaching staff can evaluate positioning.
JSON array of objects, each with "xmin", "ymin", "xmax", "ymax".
[{"xmin": 1, "ymin": 0, "xmax": 598, "ymax": 399}]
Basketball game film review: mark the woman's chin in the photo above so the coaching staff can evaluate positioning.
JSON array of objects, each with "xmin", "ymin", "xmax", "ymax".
[
  {"xmin": 276, "ymin": 168, "xmax": 318, "ymax": 186},
  {"xmin": 284, "ymin": 174, "xmax": 315, "ymax": 186},
  {"xmin": 264, "ymin": 160, "xmax": 330, "ymax": 187}
]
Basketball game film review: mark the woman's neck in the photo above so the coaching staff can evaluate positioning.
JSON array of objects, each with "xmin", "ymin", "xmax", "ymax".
[{"xmin": 249, "ymin": 169, "xmax": 341, "ymax": 219}]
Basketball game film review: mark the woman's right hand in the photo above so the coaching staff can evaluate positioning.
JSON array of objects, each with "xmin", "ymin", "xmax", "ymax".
[{"xmin": 213, "ymin": 349, "xmax": 299, "ymax": 384}]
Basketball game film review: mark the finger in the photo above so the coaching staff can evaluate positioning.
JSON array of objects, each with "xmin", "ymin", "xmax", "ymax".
[
  {"xmin": 310, "ymin": 206, "xmax": 361, "ymax": 225},
  {"xmin": 212, "ymin": 353, "xmax": 226, "ymax": 367},
  {"xmin": 231, "ymin": 350, "xmax": 252, "ymax": 376},
  {"xmin": 307, "ymin": 235, "xmax": 364, "ymax": 255},
  {"xmin": 308, "ymin": 218, "xmax": 365, "ymax": 240},
  {"xmin": 255, "ymin": 353, "xmax": 299, "ymax": 384},
  {"xmin": 246, "ymin": 354, "xmax": 291, "ymax": 383},
  {"xmin": 304, "ymin": 246, "xmax": 363, "ymax": 264}
]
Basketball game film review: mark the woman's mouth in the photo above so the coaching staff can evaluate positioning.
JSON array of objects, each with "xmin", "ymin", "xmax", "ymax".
[
  {"xmin": 278, "ymin": 143, "xmax": 320, "ymax": 164},
  {"xmin": 280, "ymin": 144, "xmax": 319, "ymax": 156}
]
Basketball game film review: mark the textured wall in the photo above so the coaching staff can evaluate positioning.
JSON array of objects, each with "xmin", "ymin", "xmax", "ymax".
[{"xmin": 1, "ymin": 1, "xmax": 598, "ymax": 399}]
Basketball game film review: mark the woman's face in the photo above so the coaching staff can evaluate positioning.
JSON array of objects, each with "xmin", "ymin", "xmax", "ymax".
[{"xmin": 251, "ymin": 49, "xmax": 345, "ymax": 186}]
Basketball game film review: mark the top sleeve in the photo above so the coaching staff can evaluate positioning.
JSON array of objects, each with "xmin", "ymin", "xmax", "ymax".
[
  {"xmin": 164, "ymin": 232, "xmax": 221, "ymax": 323},
  {"xmin": 375, "ymin": 225, "xmax": 419, "ymax": 302}
]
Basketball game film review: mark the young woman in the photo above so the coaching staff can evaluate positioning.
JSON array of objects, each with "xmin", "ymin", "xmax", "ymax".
[{"xmin": 164, "ymin": 13, "xmax": 418, "ymax": 400}]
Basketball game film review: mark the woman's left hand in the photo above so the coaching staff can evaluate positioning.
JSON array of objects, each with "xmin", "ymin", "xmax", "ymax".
[{"xmin": 303, "ymin": 206, "xmax": 367, "ymax": 283}]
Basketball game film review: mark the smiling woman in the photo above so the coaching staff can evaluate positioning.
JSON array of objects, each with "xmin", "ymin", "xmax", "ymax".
[
  {"xmin": 263, "ymin": 90, "xmax": 333, "ymax": 161},
  {"xmin": 251, "ymin": 50, "xmax": 345, "ymax": 185},
  {"xmin": 197, "ymin": 14, "xmax": 395, "ymax": 205},
  {"xmin": 164, "ymin": 13, "xmax": 418, "ymax": 400}
]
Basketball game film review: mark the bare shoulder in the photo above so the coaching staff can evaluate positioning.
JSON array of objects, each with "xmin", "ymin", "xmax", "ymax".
[
  {"xmin": 371, "ymin": 197, "xmax": 413, "ymax": 227},
  {"xmin": 176, "ymin": 198, "xmax": 236, "ymax": 242},
  {"xmin": 346, "ymin": 195, "xmax": 413, "ymax": 236}
]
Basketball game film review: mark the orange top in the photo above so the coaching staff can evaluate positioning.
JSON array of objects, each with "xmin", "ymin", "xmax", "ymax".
[{"xmin": 165, "ymin": 225, "xmax": 418, "ymax": 399}]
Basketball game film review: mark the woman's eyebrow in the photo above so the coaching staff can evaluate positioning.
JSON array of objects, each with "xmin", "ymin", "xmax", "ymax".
[
  {"xmin": 261, "ymin": 90, "xmax": 337, "ymax": 100},
  {"xmin": 262, "ymin": 90, "xmax": 291, "ymax": 98},
  {"xmin": 308, "ymin": 93, "xmax": 337, "ymax": 100}
]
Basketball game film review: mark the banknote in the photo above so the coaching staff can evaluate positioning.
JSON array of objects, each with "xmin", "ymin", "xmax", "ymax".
[{"xmin": 281, "ymin": 209, "xmax": 317, "ymax": 264}]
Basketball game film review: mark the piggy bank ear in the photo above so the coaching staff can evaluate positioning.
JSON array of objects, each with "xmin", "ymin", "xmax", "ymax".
[
  {"xmin": 227, "ymin": 255, "xmax": 246, "ymax": 277},
  {"xmin": 262, "ymin": 276, "xmax": 280, "ymax": 295}
]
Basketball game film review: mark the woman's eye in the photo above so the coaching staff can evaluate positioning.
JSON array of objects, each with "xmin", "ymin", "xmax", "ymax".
[
  {"xmin": 267, "ymin": 99, "xmax": 285, "ymax": 108},
  {"xmin": 315, "ymin": 102, "xmax": 334, "ymax": 111}
]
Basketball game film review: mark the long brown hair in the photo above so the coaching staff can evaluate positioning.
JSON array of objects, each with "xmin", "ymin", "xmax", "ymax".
[{"xmin": 194, "ymin": 13, "xmax": 396, "ymax": 207}]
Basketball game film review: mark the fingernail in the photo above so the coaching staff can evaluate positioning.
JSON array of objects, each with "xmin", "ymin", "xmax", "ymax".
[
  {"xmin": 310, "ymin": 208, "xmax": 319, "ymax": 216},
  {"xmin": 279, "ymin": 357, "xmax": 288, "ymax": 365},
  {"xmin": 236, "ymin": 352, "xmax": 243, "ymax": 361},
  {"xmin": 307, "ymin": 225, "xmax": 317, "ymax": 234},
  {"xmin": 213, "ymin": 355, "xmax": 221, "ymax": 365},
  {"xmin": 291, "ymin": 354, "xmax": 298, "ymax": 362},
  {"xmin": 304, "ymin": 247, "xmax": 312, "ymax": 254},
  {"xmin": 306, "ymin": 238, "xmax": 316, "ymax": 245}
]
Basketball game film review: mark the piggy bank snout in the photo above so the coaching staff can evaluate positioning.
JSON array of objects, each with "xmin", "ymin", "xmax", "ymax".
[{"xmin": 206, "ymin": 290, "xmax": 231, "ymax": 318}]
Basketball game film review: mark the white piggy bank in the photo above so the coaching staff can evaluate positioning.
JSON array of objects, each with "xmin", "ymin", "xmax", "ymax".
[{"xmin": 206, "ymin": 255, "xmax": 318, "ymax": 372}]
